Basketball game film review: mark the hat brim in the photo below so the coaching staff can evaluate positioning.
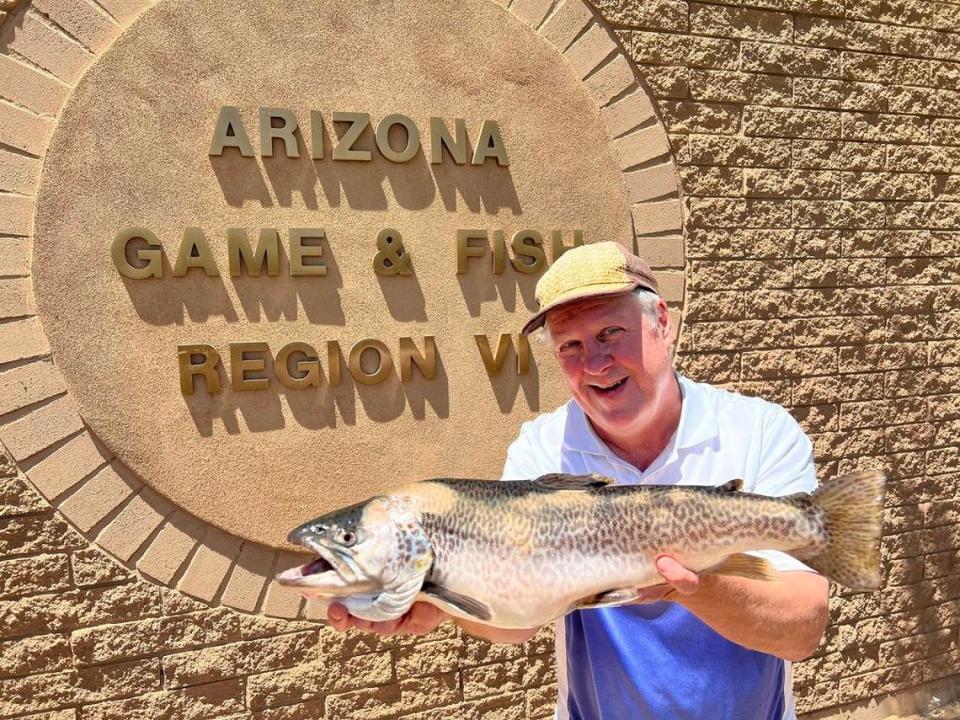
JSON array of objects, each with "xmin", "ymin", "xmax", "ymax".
[{"xmin": 521, "ymin": 280, "xmax": 642, "ymax": 335}]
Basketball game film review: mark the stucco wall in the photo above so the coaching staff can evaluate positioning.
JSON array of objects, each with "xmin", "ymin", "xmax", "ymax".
[{"xmin": 1, "ymin": 0, "xmax": 959, "ymax": 718}]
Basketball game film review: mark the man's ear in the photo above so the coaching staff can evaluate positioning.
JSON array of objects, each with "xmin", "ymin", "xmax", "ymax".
[{"xmin": 656, "ymin": 298, "xmax": 671, "ymax": 337}]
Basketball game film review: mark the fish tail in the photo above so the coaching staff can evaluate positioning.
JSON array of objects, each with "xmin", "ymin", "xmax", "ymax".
[{"xmin": 801, "ymin": 470, "xmax": 886, "ymax": 590}]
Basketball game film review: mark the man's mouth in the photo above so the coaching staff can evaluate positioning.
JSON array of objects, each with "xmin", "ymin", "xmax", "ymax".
[{"xmin": 591, "ymin": 378, "xmax": 627, "ymax": 394}]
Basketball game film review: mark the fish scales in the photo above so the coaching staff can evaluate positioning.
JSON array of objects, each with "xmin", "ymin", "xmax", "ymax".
[{"xmin": 277, "ymin": 470, "xmax": 885, "ymax": 628}]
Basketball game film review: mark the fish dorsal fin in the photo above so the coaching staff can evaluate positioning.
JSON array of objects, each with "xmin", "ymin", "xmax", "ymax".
[
  {"xmin": 718, "ymin": 479, "xmax": 744, "ymax": 492},
  {"xmin": 420, "ymin": 582, "xmax": 493, "ymax": 622},
  {"xmin": 706, "ymin": 553, "xmax": 777, "ymax": 582},
  {"xmin": 533, "ymin": 473, "xmax": 613, "ymax": 491}
]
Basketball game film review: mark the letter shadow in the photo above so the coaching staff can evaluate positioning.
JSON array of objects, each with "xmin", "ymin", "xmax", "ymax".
[
  {"xmin": 430, "ymin": 137, "xmax": 521, "ymax": 215},
  {"xmin": 376, "ymin": 270, "xmax": 427, "ymax": 322},
  {"xmin": 486, "ymin": 352, "xmax": 541, "ymax": 415},
  {"xmin": 211, "ymin": 151, "xmax": 274, "ymax": 208},
  {"xmin": 121, "ymin": 250, "xmax": 238, "ymax": 326},
  {"xmin": 283, "ymin": 347, "xmax": 359, "ymax": 430},
  {"xmin": 455, "ymin": 237, "xmax": 540, "ymax": 317}
]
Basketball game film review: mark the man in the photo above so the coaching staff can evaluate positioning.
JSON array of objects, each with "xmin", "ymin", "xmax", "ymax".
[{"xmin": 329, "ymin": 241, "xmax": 829, "ymax": 719}]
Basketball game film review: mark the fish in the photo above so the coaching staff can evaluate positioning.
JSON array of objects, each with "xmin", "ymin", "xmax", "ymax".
[{"xmin": 276, "ymin": 470, "xmax": 885, "ymax": 628}]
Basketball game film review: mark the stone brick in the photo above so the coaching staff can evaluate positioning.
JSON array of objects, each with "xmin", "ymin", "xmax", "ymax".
[
  {"xmin": 841, "ymin": 397, "xmax": 926, "ymax": 430},
  {"xmin": 793, "ymin": 200, "xmax": 886, "ymax": 229},
  {"xmin": 247, "ymin": 652, "xmax": 393, "ymax": 710},
  {"xmin": 683, "ymin": 291, "xmax": 744, "ymax": 322},
  {"xmin": 0, "ymin": 237, "xmax": 30, "ymax": 277},
  {"xmin": 0, "ymin": 359, "xmax": 65, "ymax": 417},
  {"xmin": 72, "ymin": 608, "xmax": 241, "ymax": 666},
  {"xmin": 0, "ymin": 100, "xmax": 51, "ymax": 157},
  {"xmin": 584, "ymin": 54, "xmax": 634, "ymax": 106},
  {"xmin": 631, "ymin": 198, "xmax": 682, "ymax": 235},
  {"xmin": 539, "ymin": 0, "xmax": 593, "ymax": 53},
  {"xmin": 601, "ymin": 91, "xmax": 656, "ymax": 138},
  {"xmin": 327, "ymin": 673, "xmax": 460, "ymax": 719},
  {"xmin": 220, "ymin": 541, "xmax": 275, "ymax": 612},
  {"xmin": 0, "ymin": 395, "xmax": 83, "ymax": 462},
  {"xmin": 792, "ymin": 373, "xmax": 884, "ymax": 405},
  {"xmin": 794, "ymin": 78, "xmax": 886, "ymax": 112},
  {"xmin": 178, "ymin": 528, "xmax": 242, "ymax": 603},
  {"xmin": 94, "ymin": 0, "xmax": 152, "ymax": 24},
  {"xmin": 626, "ymin": 31, "xmax": 739, "ymax": 70},
  {"xmin": 842, "ymin": 229, "xmax": 933, "ymax": 257},
  {"xmin": 741, "ymin": 41, "xmax": 840, "ymax": 77},
  {"xmin": 741, "ymin": 347, "xmax": 837, "ymax": 379},
  {"xmin": 687, "ymin": 70, "xmax": 791, "ymax": 105},
  {"xmin": 510, "ymin": 0, "xmax": 553, "ymax": 29},
  {"xmin": 888, "ymin": 144, "xmax": 960, "ymax": 173},
  {"xmin": 844, "ymin": 112, "xmax": 928, "ymax": 143},
  {"xmin": 0, "ymin": 553, "xmax": 70, "ymax": 598},
  {"xmin": 30, "ymin": 0, "xmax": 119, "ymax": 53},
  {"xmin": 636, "ymin": 234, "xmax": 684, "ymax": 268},
  {"xmin": 58, "ymin": 463, "xmax": 140, "ymax": 533},
  {"xmin": 795, "ymin": 258, "xmax": 886, "ymax": 287},
  {"xmin": 689, "ymin": 319, "xmax": 794, "ymax": 351},
  {"xmin": 842, "ymin": 51, "xmax": 931, "ymax": 85},
  {"xmin": 26, "ymin": 431, "xmax": 111, "ymax": 501},
  {"xmin": 689, "ymin": 3, "xmax": 792, "ymax": 42},
  {"xmin": 679, "ymin": 166, "xmax": 741, "ymax": 197},
  {"xmin": 792, "ymin": 140, "xmax": 885, "ymax": 171},
  {"xmin": 842, "ymin": 172, "xmax": 930, "ymax": 201},
  {"xmin": 0, "ymin": 9, "xmax": 95, "ymax": 83},
  {"xmin": 744, "ymin": 106, "xmax": 840, "ymax": 139},
  {"xmin": 0, "ymin": 633, "xmax": 72, "ymax": 679},
  {"xmin": 162, "ymin": 632, "xmax": 316, "ymax": 689},
  {"xmin": 623, "ymin": 162, "xmax": 679, "ymax": 203},
  {"xmin": 0, "ymin": 194, "xmax": 34, "ymax": 237},
  {"xmin": 71, "ymin": 547, "xmax": 133, "ymax": 587},
  {"xmin": 745, "ymin": 169, "xmax": 840, "ymax": 199},
  {"xmin": 0, "ymin": 512, "xmax": 85, "ymax": 557},
  {"xmin": 792, "ymin": 403, "xmax": 838, "ymax": 433},
  {"xmin": 96, "ymin": 485, "xmax": 174, "ymax": 562},
  {"xmin": 137, "ymin": 509, "xmax": 207, "ymax": 584},
  {"xmin": 688, "ymin": 134, "xmax": 790, "ymax": 167},
  {"xmin": 0, "ymin": 475, "xmax": 47, "ymax": 517},
  {"xmin": 887, "ymin": 257, "xmax": 960, "ymax": 285},
  {"xmin": 0, "ymin": 317, "xmax": 49, "ymax": 367},
  {"xmin": 565, "ymin": 23, "xmax": 617, "ymax": 82},
  {"xmin": 614, "ymin": 124, "xmax": 670, "ymax": 169},
  {"xmin": 660, "ymin": 100, "xmax": 740, "ymax": 134},
  {"xmin": 793, "ymin": 229, "xmax": 841, "ymax": 257},
  {"xmin": 590, "ymin": 0, "xmax": 687, "ymax": 31},
  {"xmin": 0, "ymin": 659, "xmax": 160, "ymax": 716},
  {"xmin": 690, "ymin": 198, "xmax": 791, "ymax": 228},
  {"xmin": 691, "ymin": 259, "xmax": 791, "ymax": 290},
  {"xmin": 81, "ymin": 679, "xmax": 245, "ymax": 720}
]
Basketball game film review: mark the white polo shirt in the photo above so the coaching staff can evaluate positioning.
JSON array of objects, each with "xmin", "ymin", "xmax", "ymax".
[{"xmin": 501, "ymin": 374, "xmax": 818, "ymax": 720}]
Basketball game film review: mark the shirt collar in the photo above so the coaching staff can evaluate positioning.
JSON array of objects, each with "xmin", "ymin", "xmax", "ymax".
[{"xmin": 561, "ymin": 373, "xmax": 719, "ymax": 462}]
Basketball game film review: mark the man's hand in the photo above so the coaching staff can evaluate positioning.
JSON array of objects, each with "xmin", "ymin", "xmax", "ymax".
[
  {"xmin": 326, "ymin": 601, "xmax": 446, "ymax": 636},
  {"xmin": 634, "ymin": 554, "xmax": 700, "ymax": 603}
]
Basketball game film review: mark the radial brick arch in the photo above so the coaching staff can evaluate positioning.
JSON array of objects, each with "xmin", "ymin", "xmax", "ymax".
[{"xmin": 0, "ymin": 0, "xmax": 683, "ymax": 617}]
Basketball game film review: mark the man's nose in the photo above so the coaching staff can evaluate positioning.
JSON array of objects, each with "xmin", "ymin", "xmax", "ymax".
[{"xmin": 583, "ymin": 342, "xmax": 613, "ymax": 375}]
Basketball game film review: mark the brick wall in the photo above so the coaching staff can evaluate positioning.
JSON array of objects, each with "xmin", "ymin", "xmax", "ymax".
[{"xmin": 1, "ymin": 0, "xmax": 959, "ymax": 718}]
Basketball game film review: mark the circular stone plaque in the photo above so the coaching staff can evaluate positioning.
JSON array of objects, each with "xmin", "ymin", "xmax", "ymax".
[{"xmin": 27, "ymin": 0, "xmax": 682, "ymax": 604}]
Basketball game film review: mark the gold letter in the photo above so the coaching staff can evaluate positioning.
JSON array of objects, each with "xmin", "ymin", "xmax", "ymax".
[
  {"xmin": 551, "ymin": 229, "xmax": 584, "ymax": 261},
  {"xmin": 398, "ymin": 336, "xmax": 437, "ymax": 382},
  {"xmin": 475, "ymin": 334, "xmax": 530, "ymax": 375},
  {"xmin": 375, "ymin": 114, "xmax": 420, "ymax": 163},
  {"xmin": 178, "ymin": 345, "xmax": 222, "ymax": 395},
  {"xmin": 209, "ymin": 106, "xmax": 254, "ymax": 157},
  {"xmin": 173, "ymin": 228, "xmax": 220, "ymax": 277},
  {"xmin": 289, "ymin": 228, "xmax": 327, "ymax": 276},
  {"xmin": 456, "ymin": 229, "xmax": 487, "ymax": 274},
  {"xmin": 310, "ymin": 110, "xmax": 324, "ymax": 159},
  {"xmin": 471, "ymin": 120, "xmax": 509, "ymax": 166},
  {"xmin": 259, "ymin": 107, "xmax": 299, "ymax": 158},
  {"xmin": 511, "ymin": 230, "xmax": 546, "ymax": 274},
  {"xmin": 332, "ymin": 112, "xmax": 372, "ymax": 161},
  {"xmin": 327, "ymin": 340, "xmax": 342, "ymax": 386},
  {"xmin": 112, "ymin": 227, "xmax": 163, "ymax": 279},
  {"xmin": 348, "ymin": 339, "xmax": 393, "ymax": 385},
  {"xmin": 276, "ymin": 342, "xmax": 321, "ymax": 389},
  {"xmin": 230, "ymin": 342, "xmax": 270, "ymax": 391},
  {"xmin": 430, "ymin": 117, "xmax": 467, "ymax": 164},
  {"xmin": 492, "ymin": 229, "xmax": 507, "ymax": 275},
  {"xmin": 228, "ymin": 228, "xmax": 280, "ymax": 277}
]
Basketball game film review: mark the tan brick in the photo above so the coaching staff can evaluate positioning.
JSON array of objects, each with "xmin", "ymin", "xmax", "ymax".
[
  {"xmin": 842, "ymin": 51, "xmax": 930, "ymax": 85},
  {"xmin": 137, "ymin": 509, "xmax": 207, "ymax": 583},
  {"xmin": 58, "ymin": 463, "xmax": 140, "ymax": 532},
  {"xmin": 688, "ymin": 70, "xmax": 791, "ymax": 105},
  {"xmin": 510, "ymin": 0, "xmax": 553, "ymax": 29},
  {"xmin": 631, "ymin": 198, "xmax": 682, "ymax": 235},
  {"xmin": 888, "ymin": 144, "xmax": 960, "ymax": 173},
  {"xmin": 71, "ymin": 546, "xmax": 134, "ymax": 587},
  {"xmin": 247, "ymin": 652, "xmax": 393, "ymax": 710},
  {"xmin": 0, "ymin": 277, "xmax": 36, "ymax": 319},
  {"xmin": 0, "ymin": 359, "xmax": 65, "ymax": 417},
  {"xmin": 584, "ymin": 54, "xmax": 634, "ymax": 106},
  {"xmin": 841, "ymin": 398, "xmax": 926, "ymax": 430},
  {"xmin": 679, "ymin": 166, "xmax": 741, "ymax": 197},
  {"xmin": 26, "ymin": 430, "xmax": 110, "ymax": 500},
  {"xmin": 539, "ymin": 0, "xmax": 593, "ymax": 53},
  {"xmin": 564, "ymin": 23, "xmax": 617, "ymax": 79},
  {"xmin": 627, "ymin": 32, "xmax": 740, "ymax": 70},
  {"xmin": 220, "ymin": 542, "xmax": 275, "ymax": 612},
  {"xmin": 844, "ymin": 112, "xmax": 928, "ymax": 143},
  {"xmin": 0, "ymin": 634, "xmax": 72, "ymax": 678},
  {"xmin": 96, "ymin": 485, "xmax": 174, "ymax": 562},
  {"xmin": 71, "ymin": 608, "xmax": 240, "ymax": 666},
  {"xmin": 793, "ymin": 140, "xmax": 885, "ymax": 171},
  {"xmin": 642, "ymin": 63, "xmax": 690, "ymax": 98},
  {"xmin": 741, "ymin": 41, "xmax": 840, "ymax": 77},
  {"xmin": 689, "ymin": 198, "xmax": 791, "ymax": 228},
  {"xmin": 745, "ymin": 169, "xmax": 840, "ymax": 199},
  {"xmin": 81, "ymin": 679, "xmax": 244, "ymax": 720},
  {"xmin": 0, "ymin": 54, "xmax": 68, "ymax": 117},
  {"xmin": 0, "ymin": 100, "xmax": 51, "ymax": 156},
  {"xmin": 94, "ymin": 0, "xmax": 153, "ymax": 24},
  {"xmin": 742, "ymin": 347, "xmax": 838, "ymax": 379},
  {"xmin": 691, "ymin": 259, "xmax": 791, "ymax": 290},
  {"xmin": 794, "ymin": 78, "xmax": 886, "ymax": 113},
  {"xmin": 690, "ymin": 319, "xmax": 794, "ymax": 351},
  {"xmin": 327, "ymin": 673, "xmax": 460, "ymax": 718},
  {"xmin": 0, "ymin": 395, "xmax": 83, "ymax": 461},
  {"xmin": 661, "ymin": 100, "xmax": 740, "ymax": 134},
  {"xmin": 744, "ymin": 106, "xmax": 840, "ymax": 139},
  {"xmin": 0, "ymin": 474, "xmax": 48, "ymax": 516},
  {"xmin": 31, "ymin": 0, "xmax": 119, "ymax": 53},
  {"xmin": 792, "ymin": 373, "xmax": 884, "ymax": 405},
  {"xmin": 0, "ymin": 552, "xmax": 71, "ymax": 598},
  {"xmin": 260, "ymin": 575, "xmax": 305, "ymax": 620},
  {"xmin": 0, "ymin": 150, "xmax": 40, "ymax": 196},
  {"xmin": 178, "ymin": 528, "xmax": 241, "ymax": 602},
  {"xmin": 837, "ymin": 661, "xmax": 924, "ymax": 704},
  {"xmin": 689, "ymin": 3, "xmax": 792, "ymax": 41},
  {"xmin": 0, "ymin": 237, "xmax": 29, "ymax": 277},
  {"xmin": 0, "ymin": 512, "xmax": 85, "ymax": 557},
  {"xmin": 1, "ymin": 10, "xmax": 94, "ymax": 84},
  {"xmin": 0, "ymin": 192, "xmax": 34, "ymax": 236},
  {"xmin": 614, "ymin": 124, "xmax": 670, "ymax": 169},
  {"xmin": 688, "ymin": 134, "xmax": 791, "ymax": 167},
  {"xmin": 601, "ymin": 90, "xmax": 656, "ymax": 138},
  {"xmin": 590, "ymin": 0, "xmax": 687, "ymax": 32},
  {"xmin": 793, "ymin": 199, "xmax": 885, "ymax": 229},
  {"xmin": 623, "ymin": 162, "xmax": 678, "ymax": 204}
]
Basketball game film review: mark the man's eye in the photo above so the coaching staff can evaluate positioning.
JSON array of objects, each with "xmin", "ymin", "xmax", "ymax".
[
  {"xmin": 556, "ymin": 341, "xmax": 580, "ymax": 353},
  {"xmin": 599, "ymin": 327, "xmax": 624, "ymax": 341}
]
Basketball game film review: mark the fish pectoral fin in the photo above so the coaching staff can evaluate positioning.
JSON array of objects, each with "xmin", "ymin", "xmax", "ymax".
[
  {"xmin": 705, "ymin": 553, "xmax": 778, "ymax": 582},
  {"xmin": 420, "ymin": 583, "xmax": 493, "ymax": 622},
  {"xmin": 532, "ymin": 473, "xmax": 614, "ymax": 491},
  {"xmin": 574, "ymin": 587, "xmax": 641, "ymax": 610}
]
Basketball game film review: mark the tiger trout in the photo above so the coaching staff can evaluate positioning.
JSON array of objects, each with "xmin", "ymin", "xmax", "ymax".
[{"xmin": 276, "ymin": 470, "xmax": 885, "ymax": 628}]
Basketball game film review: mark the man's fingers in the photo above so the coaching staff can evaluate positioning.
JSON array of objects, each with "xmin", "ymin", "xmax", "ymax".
[
  {"xmin": 327, "ymin": 603, "xmax": 350, "ymax": 632},
  {"xmin": 655, "ymin": 555, "xmax": 700, "ymax": 595},
  {"xmin": 401, "ymin": 603, "xmax": 444, "ymax": 635}
]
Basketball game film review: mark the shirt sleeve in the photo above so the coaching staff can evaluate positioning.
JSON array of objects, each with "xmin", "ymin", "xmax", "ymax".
[
  {"xmin": 748, "ymin": 404, "xmax": 819, "ymax": 574},
  {"xmin": 500, "ymin": 423, "xmax": 543, "ymax": 481}
]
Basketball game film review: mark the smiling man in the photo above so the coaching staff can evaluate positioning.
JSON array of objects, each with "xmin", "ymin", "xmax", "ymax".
[{"xmin": 328, "ymin": 241, "xmax": 829, "ymax": 720}]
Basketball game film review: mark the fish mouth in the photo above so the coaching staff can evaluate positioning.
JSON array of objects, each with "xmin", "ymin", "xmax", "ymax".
[{"xmin": 276, "ymin": 538, "xmax": 372, "ymax": 594}]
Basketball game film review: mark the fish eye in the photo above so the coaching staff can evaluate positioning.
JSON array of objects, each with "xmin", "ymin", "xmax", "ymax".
[{"xmin": 340, "ymin": 530, "xmax": 357, "ymax": 546}]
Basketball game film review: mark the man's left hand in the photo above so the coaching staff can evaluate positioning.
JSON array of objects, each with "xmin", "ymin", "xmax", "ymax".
[{"xmin": 635, "ymin": 554, "xmax": 700, "ymax": 603}]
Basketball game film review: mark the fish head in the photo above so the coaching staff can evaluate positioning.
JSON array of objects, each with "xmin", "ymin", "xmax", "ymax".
[{"xmin": 276, "ymin": 496, "xmax": 433, "ymax": 605}]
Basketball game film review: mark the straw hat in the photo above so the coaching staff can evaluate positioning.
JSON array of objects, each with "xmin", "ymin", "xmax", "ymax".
[{"xmin": 522, "ymin": 241, "xmax": 660, "ymax": 335}]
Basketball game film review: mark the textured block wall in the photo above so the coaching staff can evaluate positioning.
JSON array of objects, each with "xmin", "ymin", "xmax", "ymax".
[{"xmin": 1, "ymin": 0, "xmax": 959, "ymax": 718}]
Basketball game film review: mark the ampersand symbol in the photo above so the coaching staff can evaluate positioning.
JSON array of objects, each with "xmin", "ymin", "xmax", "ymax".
[{"xmin": 372, "ymin": 228, "xmax": 413, "ymax": 276}]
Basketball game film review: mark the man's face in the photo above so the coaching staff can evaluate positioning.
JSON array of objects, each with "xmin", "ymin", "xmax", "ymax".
[{"xmin": 545, "ymin": 293, "xmax": 676, "ymax": 444}]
